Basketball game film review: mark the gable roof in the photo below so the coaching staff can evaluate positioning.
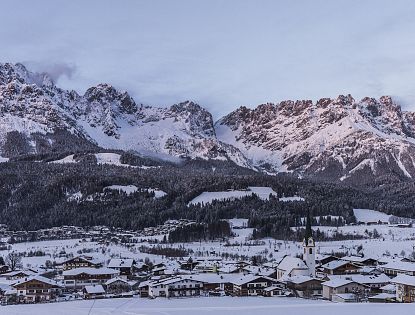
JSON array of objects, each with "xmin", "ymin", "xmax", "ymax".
[
  {"xmin": 322, "ymin": 278, "xmax": 356, "ymax": 288},
  {"xmin": 84, "ymin": 285, "xmax": 105, "ymax": 294},
  {"xmin": 321, "ymin": 260, "xmax": 356, "ymax": 270},
  {"xmin": 12, "ymin": 275, "xmax": 61, "ymax": 288},
  {"xmin": 105, "ymin": 277, "xmax": 131, "ymax": 286},
  {"xmin": 63, "ymin": 267, "xmax": 119, "ymax": 276},
  {"xmin": 391, "ymin": 274, "xmax": 415, "ymax": 286},
  {"xmin": 108, "ymin": 259, "xmax": 134, "ymax": 268},
  {"xmin": 278, "ymin": 256, "xmax": 308, "ymax": 273},
  {"xmin": 382, "ymin": 261, "xmax": 415, "ymax": 272}
]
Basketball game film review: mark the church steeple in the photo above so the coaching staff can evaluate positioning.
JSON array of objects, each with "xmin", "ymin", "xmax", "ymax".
[
  {"xmin": 303, "ymin": 211, "xmax": 316, "ymax": 277},
  {"xmin": 305, "ymin": 211, "xmax": 313, "ymax": 243}
]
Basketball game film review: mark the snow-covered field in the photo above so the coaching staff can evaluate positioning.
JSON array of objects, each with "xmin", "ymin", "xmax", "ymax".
[
  {"xmin": 353, "ymin": 208, "xmax": 392, "ymax": 224},
  {"xmin": 189, "ymin": 187, "xmax": 279, "ymax": 205},
  {"xmin": 50, "ymin": 152, "xmax": 157, "ymax": 169},
  {"xmin": 2, "ymin": 296, "xmax": 414, "ymax": 315}
]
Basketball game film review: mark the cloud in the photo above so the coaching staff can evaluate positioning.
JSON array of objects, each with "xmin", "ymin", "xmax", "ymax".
[
  {"xmin": 21, "ymin": 61, "xmax": 77, "ymax": 84},
  {"xmin": 43, "ymin": 63, "xmax": 77, "ymax": 82}
]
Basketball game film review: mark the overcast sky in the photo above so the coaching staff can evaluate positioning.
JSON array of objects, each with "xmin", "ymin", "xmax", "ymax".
[{"xmin": 1, "ymin": 0, "xmax": 415, "ymax": 118}]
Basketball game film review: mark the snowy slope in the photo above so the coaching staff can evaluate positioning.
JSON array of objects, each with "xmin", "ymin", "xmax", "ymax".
[
  {"xmin": 216, "ymin": 95, "xmax": 415, "ymax": 181},
  {"xmin": 353, "ymin": 209, "xmax": 392, "ymax": 224},
  {"xmin": 189, "ymin": 186, "xmax": 278, "ymax": 205}
]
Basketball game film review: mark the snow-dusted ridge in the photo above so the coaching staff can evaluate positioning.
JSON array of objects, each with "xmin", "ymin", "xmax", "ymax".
[{"xmin": 3, "ymin": 62, "xmax": 415, "ymax": 181}]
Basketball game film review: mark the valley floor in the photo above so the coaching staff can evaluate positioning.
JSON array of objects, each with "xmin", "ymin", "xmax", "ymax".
[{"xmin": 1, "ymin": 296, "xmax": 412, "ymax": 315}]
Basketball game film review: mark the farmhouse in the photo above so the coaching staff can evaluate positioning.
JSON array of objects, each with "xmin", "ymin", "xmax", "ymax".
[
  {"xmin": 143, "ymin": 276, "xmax": 205, "ymax": 298},
  {"xmin": 381, "ymin": 261, "xmax": 415, "ymax": 277},
  {"xmin": 108, "ymin": 258, "xmax": 135, "ymax": 276},
  {"xmin": 83, "ymin": 284, "xmax": 106, "ymax": 299},
  {"xmin": 63, "ymin": 267, "xmax": 119, "ymax": 289},
  {"xmin": 322, "ymin": 279, "xmax": 366, "ymax": 301},
  {"xmin": 231, "ymin": 275, "xmax": 280, "ymax": 296},
  {"xmin": 320, "ymin": 260, "xmax": 360, "ymax": 275},
  {"xmin": 285, "ymin": 275, "xmax": 323, "ymax": 298},
  {"xmin": 391, "ymin": 273, "xmax": 415, "ymax": 303},
  {"xmin": 104, "ymin": 277, "xmax": 132, "ymax": 294},
  {"xmin": 58, "ymin": 255, "xmax": 101, "ymax": 270},
  {"xmin": 12, "ymin": 275, "xmax": 61, "ymax": 303}
]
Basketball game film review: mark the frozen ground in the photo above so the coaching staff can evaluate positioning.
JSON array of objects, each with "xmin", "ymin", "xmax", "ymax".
[{"xmin": 1, "ymin": 296, "xmax": 414, "ymax": 315}]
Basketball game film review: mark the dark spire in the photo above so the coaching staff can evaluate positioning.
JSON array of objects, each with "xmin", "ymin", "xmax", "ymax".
[{"xmin": 305, "ymin": 211, "xmax": 313, "ymax": 242}]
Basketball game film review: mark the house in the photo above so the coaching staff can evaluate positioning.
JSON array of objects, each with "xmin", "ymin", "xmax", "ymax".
[
  {"xmin": 142, "ymin": 276, "xmax": 205, "ymax": 298},
  {"xmin": 12, "ymin": 275, "xmax": 61, "ymax": 303},
  {"xmin": 285, "ymin": 275, "xmax": 323, "ymax": 298},
  {"xmin": 191, "ymin": 273, "xmax": 237, "ymax": 294},
  {"xmin": 63, "ymin": 267, "xmax": 119, "ymax": 289},
  {"xmin": 381, "ymin": 261, "xmax": 415, "ymax": 277},
  {"xmin": 2, "ymin": 270, "xmax": 37, "ymax": 281},
  {"xmin": 231, "ymin": 275, "xmax": 279, "ymax": 296},
  {"xmin": 178, "ymin": 258, "xmax": 199, "ymax": 271},
  {"xmin": 322, "ymin": 279, "xmax": 365, "ymax": 301},
  {"xmin": 346, "ymin": 274, "xmax": 390, "ymax": 293},
  {"xmin": 83, "ymin": 285, "xmax": 106, "ymax": 299},
  {"xmin": 315, "ymin": 254, "xmax": 339, "ymax": 266},
  {"xmin": 320, "ymin": 260, "xmax": 360, "ymax": 275},
  {"xmin": 263, "ymin": 285, "xmax": 287, "ymax": 297},
  {"xmin": 108, "ymin": 258, "xmax": 135, "ymax": 276},
  {"xmin": 58, "ymin": 255, "xmax": 101, "ymax": 270},
  {"xmin": 391, "ymin": 273, "xmax": 415, "ymax": 303},
  {"xmin": 342, "ymin": 256, "xmax": 379, "ymax": 267},
  {"xmin": 104, "ymin": 277, "xmax": 132, "ymax": 294}
]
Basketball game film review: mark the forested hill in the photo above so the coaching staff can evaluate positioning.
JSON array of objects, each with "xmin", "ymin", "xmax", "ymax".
[{"xmin": 1, "ymin": 155, "xmax": 414, "ymax": 232}]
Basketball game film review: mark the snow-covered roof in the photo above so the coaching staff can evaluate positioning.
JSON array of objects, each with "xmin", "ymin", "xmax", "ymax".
[
  {"xmin": 2, "ymin": 270, "xmax": 37, "ymax": 277},
  {"xmin": 369, "ymin": 292, "xmax": 396, "ymax": 300},
  {"xmin": 63, "ymin": 267, "xmax": 119, "ymax": 276},
  {"xmin": 382, "ymin": 261, "xmax": 415, "ymax": 272},
  {"xmin": 341, "ymin": 256, "xmax": 377, "ymax": 263},
  {"xmin": 321, "ymin": 260, "xmax": 351, "ymax": 270},
  {"xmin": 380, "ymin": 283, "xmax": 396, "ymax": 292},
  {"xmin": 346, "ymin": 274, "xmax": 390, "ymax": 285},
  {"xmin": 285, "ymin": 275, "xmax": 321, "ymax": 284},
  {"xmin": 231, "ymin": 275, "xmax": 277, "ymax": 286},
  {"xmin": 105, "ymin": 277, "xmax": 130, "ymax": 286},
  {"xmin": 84, "ymin": 285, "xmax": 105, "ymax": 294},
  {"xmin": 322, "ymin": 278, "xmax": 355, "ymax": 288},
  {"xmin": 333, "ymin": 293, "xmax": 356, "ymax": 300},
  {"xmin": 277, "ymin": 256, "xmax": 307, "ymax": 273},
  {"xmin": 12, "ymin": 275, "xmax": 60, "ymax": 288},
  {"xmin": 391, "ymin": 274, "xmax": 415, "ymax": 286},
  {"xmin": 263, "ymin": 285, "xmax": 284, "ymax": 292},
  {"xmin": 108, "ymin": 258, "xmax": 134, "ymax": 268}
]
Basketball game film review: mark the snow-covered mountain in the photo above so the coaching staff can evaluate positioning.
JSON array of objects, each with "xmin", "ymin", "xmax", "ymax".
[
  {"xmin": 3, "ymin": 62, "xmax": 415, "ymax": 182},
  {"xmin": 216, "ymin": 95, "xmax": 415, "ymax": 182},
  {"xmin": 0, "ymin": 63, "xmax": 250, "ymax": 167}
]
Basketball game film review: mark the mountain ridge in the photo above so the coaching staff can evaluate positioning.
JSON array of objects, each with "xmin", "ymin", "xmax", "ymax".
[{"xmin": 2, "ymin": 62, "xmax": 415, "ymax": 183}]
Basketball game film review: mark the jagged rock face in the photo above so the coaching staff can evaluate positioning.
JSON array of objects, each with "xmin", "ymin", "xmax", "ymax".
[
  {"xmin": 4, "ymin": 62, "xmax": 415, "ymax": 181},
  {"xmin": 216, "ymin": 94, "xmax": 415, "ymax": 182},
  {"xmin": 0, "ymin": 63, "xmax": 250, "ymax": 168}
]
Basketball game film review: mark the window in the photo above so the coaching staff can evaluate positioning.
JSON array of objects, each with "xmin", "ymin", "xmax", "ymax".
[{"xmin": 309, "ymin": 248, "xmax": 313, "ymax": 254}]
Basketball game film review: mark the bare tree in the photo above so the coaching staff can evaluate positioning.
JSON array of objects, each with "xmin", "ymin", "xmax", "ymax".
[{"xmin": 5, "ymin": 252, "xmax": 22, "ymax": 271}]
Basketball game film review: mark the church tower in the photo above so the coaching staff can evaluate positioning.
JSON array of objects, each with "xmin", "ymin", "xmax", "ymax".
[{"xmin": 303, "ymin": 211, "xmax": 316, "ymax": 277}]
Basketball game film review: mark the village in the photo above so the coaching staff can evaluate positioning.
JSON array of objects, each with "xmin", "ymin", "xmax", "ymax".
[{"xmin": 1, "ymin": 213, "xmax": 415, "ymax": 307}]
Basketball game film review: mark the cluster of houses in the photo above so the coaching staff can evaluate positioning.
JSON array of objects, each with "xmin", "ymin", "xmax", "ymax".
[
  {"xmin": 0, "ymin": 220, "xmax": 196, "ymax": 245},
  {"xmin": 3, "ymin": 220, "xmax": 415, "ymax": 305}
]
